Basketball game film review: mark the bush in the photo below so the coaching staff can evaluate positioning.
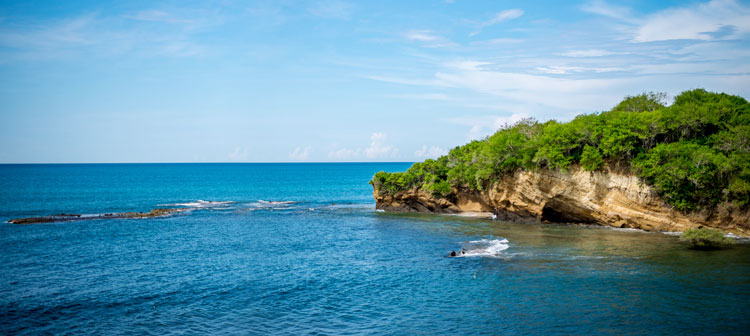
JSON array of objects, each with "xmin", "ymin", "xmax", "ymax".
[
  {"xmin": 680, "ymin": 227, "xmax": 734, "ymax": 250},
  {"xmin": 580, "ymin": 145, "xmax": 604, "ymax": 171},
  {"xmin": 632, "ymin": 142, "xmax": 730, "ymax": 211},
  {"xmin": 612, "ymin": 92, "xmax": 667, "ymax": 113},
  {"xmin": 371, "ymin": 89, "xmax": 750, "ymax": 211}
]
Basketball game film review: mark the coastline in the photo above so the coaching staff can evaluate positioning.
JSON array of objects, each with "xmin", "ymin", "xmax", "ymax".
[{"xmin": 373, "ymin": 165, "xmax": 750, "ymax": 237}]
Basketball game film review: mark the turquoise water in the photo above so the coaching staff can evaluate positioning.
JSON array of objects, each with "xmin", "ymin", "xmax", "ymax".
[{"xmin": 1, "ymin": 163, "xmax": 748, "ymax": 335}]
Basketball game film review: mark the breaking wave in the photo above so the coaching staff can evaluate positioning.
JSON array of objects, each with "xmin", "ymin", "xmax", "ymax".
[
  {"xmin": 162, "ymin": 200, "xmax": 235, "ymax": 208},
  {"xmin": 455, "ymin": 238, "xmax": 510, "ymax": 257}
]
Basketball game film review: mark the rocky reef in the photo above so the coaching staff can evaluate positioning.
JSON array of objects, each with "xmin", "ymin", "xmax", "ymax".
[
  {"xmin": 8, "ymin": 208, "xmax": 187, "ymax": 224},
  {"xmin": 373, "ymin": 166, "xmax": 750, "ymax": 236}
]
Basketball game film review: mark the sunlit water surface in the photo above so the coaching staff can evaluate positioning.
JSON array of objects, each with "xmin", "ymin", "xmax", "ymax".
[{"xmin": 1, "ymin": 163, "xmax": 748, "ymax": 335}]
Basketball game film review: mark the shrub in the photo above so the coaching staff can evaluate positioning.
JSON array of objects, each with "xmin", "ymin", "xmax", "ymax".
[
  {"xmin": 612, "ymin": 92, "xmax": 667, "ymax": 113},
  {"xmin": 680, "ymin": 227, "xmax": 734, "ymax": 250},
  {"xmin": 370, "ymin": 89, "xmax": 750, "ymax": 212},
  {"xmin": 632, "ymin": 142, "xmax": 731, "ymax": 211},
  {"xmin": 580, "ymin": 145, "xmax": 604, "ymax": 171}
]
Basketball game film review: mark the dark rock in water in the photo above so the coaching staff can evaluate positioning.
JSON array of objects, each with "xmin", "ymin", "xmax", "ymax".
[{"xmin": 8, "ymin": 208, "xmax": 187, "ymax": 224}]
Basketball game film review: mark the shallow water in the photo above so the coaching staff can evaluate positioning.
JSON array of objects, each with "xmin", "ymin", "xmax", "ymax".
[{"xmin": 1, "ymin": 163, "xmax": 748, "ymax": 335}]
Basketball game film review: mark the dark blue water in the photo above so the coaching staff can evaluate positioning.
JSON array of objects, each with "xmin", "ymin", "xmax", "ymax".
[{"xmin": 1, "ymin": 163, "xmax": 748, "ymax": 335}]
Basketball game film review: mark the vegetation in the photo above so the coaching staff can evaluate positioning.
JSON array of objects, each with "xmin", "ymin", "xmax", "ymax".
[
  {"xmin": 370, "ymin": 89, "xmax": 750, "ymax": 211},
  {"xmin": 680, "ymin": 227, "xmax": 734, "ymax": 250}
]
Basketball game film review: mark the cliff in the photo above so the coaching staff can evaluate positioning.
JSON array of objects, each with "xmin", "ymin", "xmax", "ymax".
[{"xmin": 373, "ymin": 166, "xmax": 750, "ymax": 236}]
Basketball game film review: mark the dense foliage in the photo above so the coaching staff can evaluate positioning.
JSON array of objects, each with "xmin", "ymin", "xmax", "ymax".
[
  {"xmin": 680, "ymin": 227, "xmax": 734, "ymax": 250},
  {"xmin": 370, "ymin": 89, "xmax": 750, "ymax": 212}
]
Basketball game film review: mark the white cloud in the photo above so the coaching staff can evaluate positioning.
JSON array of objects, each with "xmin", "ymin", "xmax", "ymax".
[
  {"xmin": 483, "ymin": 9, "xmax": 524, "ymax": 27},
  {"xmin": 365, "ymin": 132, "xmax": 399, "ymax": 159},
  {"xmin": 415, "ymin": 145, "xmax": 447, "ymax": 159},
  {"xmin": 0, "ymin": 15, "xmax": 96, "ymax": 51},
  {"xmin": 0, "ymin": 11, "xmax": 211, "ymax": 60},
  {"xmin": 634, "ymin": 0, "xmax": 750, "ymax": 42},
  {"xmin": 447, "ymin": 114, "xmax": 529, "ymax": 140},
  {"xmin": 228, "ymin": 147, "xmax": 249, "ymax": 161},
  {"xmin": 327, "ymin": 132, "xmax": 399, "ymax": 160},
  {"xmin": 535, "ymin": 65, "xmax": 623, "ymax": 74},
  {"xmin": 447, "ymin": 60, "xmax": 492, "ymax": 71},
  {"xmin": 581, "ymin": 0, "xmax": 635, "ymax": 23},
  {"xmin": 124, "ymin": 10, "xmax": 194, "ymax": 24},
  {"xmin": 309, "ymin": 0, "xmax": 353, "ymax": 20},
  {"xmin": 470, "ymin": 9, "xmax": 523, "ymax": 36},
  {"xmin": 583, "ymin": 0, "xmax": 750, "ymax": 42},
  {"xmin": 470, "ymin": 38, "xmax": 524, "ymax": 46},
  {"xmin": 403, "ymin": 30, "xmax": 457, "ymax": 48},
  {"xmin": 404, "ymin": 30, "xmax": 440, "ymax": 41},
  {"xmin": 430, "ymin": 61, "xmax": 627, "ymax": 111},
  {"xmin": 328, "ymin": 148, "xmax": 360, "ymax": 159},
  {"xmin": 389, "ymin": 93, "xmax": 451, "ymax": 101},
  {"xmin": 560, "ymin": 49, "xmax": 623, "ymax": 57},
  {"xmin": 289, "ymin": 146, "xmax": 312, "ymax": 161}
]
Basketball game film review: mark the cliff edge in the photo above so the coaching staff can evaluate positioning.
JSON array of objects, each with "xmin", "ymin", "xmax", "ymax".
[{"xmin": 373, "ymin": 166, "xmax": 750, "ymax": 236}]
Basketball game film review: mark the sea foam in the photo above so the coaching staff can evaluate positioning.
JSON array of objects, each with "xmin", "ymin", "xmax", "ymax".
[
  {"xmin": 162, "ymin": 200, "xmax": 235, "ymax": 208},
  {"xmin": 457, "ymin": 238, "xmax": 510, "ymax": 257}
]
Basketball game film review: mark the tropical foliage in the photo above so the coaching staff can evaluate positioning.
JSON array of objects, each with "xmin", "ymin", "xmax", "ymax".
[
  {"xmin": 680, "ymin": 227, "xmax": 734, "ymax": 250},
  {"xmin": 370, "ymin": 89, "xmax": 750, "ymax": 211}
]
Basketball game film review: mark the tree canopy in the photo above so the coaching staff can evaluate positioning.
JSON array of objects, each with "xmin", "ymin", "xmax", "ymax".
[{"xmin": 370, "ymin": 89, "xmax": 750, "ymax": 212}]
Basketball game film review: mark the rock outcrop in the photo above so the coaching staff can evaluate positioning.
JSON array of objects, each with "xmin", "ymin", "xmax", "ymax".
[
  {"xmin": 8, "ymin": 208, "xmax": 187, "ymax": 224},
  {"xmin": 373, "ymin": 166, "xmax": 750, "ymax": 236}
]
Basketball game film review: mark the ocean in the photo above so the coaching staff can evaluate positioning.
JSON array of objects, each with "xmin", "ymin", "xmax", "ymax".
[{"xmin": 1, "ymin": 163, "xmax": 748, "ymax": 335}]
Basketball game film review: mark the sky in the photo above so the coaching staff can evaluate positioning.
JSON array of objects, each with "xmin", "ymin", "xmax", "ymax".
[{"xmin": 1, "ymin": 0, "xmax": 749, "ymax": 163}]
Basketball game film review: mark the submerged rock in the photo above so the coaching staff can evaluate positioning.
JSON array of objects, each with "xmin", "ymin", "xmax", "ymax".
[{"xmin": 8, "ymin": 208, "xmax": 187, "ymax": 224}]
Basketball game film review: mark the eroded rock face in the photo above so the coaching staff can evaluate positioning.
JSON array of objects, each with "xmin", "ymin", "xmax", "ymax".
[
  {"xmin": 8, "ymin": 208, "xmax": 187, "ymax": 224},
  {"xmin": 373, "ymin": 166, "xmax": 750, "ymax": 236}
]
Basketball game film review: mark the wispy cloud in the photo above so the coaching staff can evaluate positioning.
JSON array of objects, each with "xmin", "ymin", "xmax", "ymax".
[
  {"xmin": 404, "ymin": 30, "xmax": 440, "ymax": 41},
  {"xmin": 0, "ymin": 9, "xmax": 213, "ymax": 61},
  {"xmin": 583, "ymin": 0, "xmax": 750, "ymax": 42},
  {"xmin": 446, "ymin": 114, "xmax": 529, "ymax": 140},
  {"xmin": 581, "ymin": 0, "xmax": 636, "ymax": 23},
  {"xmin": 535, "ymin": 65, "xmax": 623, "ymax": 74},
  {"xmin": 403, "ymin": 30, "xmax": 457, "ymax": 48},
  {"xmin": 415, "ymin": 145, "xmax": 447, "ymax": 159},
  {"xmin": 482, "ymin": 9, "xmax": 524, "ymax": 27},
  {"xmin": 470, "ymin": 9, "xmax": 523, "ymax": 36},
  {"xmin": 327, "ymin": 132, "xmax": 399, "ymax": 160},
  {"xmin": 388, "ymin": 93, "xmax": 451, "ymax": 101},
  {"xmin": 634, "ymin": 0, "xmax": 750, "ymax": 42},
  {"xmin": 0, "ymin": 15, "xmax": 97, "ymax": 51},
  {"xmin": 560, "ymin": 49, "xmax": 625, "ymax": 57},
  {"xmin": 365, "ymin": 132, "xmax": 398, "ymax": 159},
  {"xmin": 309, "ymin": 0, "xmax": 353, "ymax": 20},
  {"xmin": 328, "ymin": 148, "xmax": 360, "ymax": 159},
  {"xmin": 289, "ymin": 146, "xmax": 312, "ymax": 161},
  {"xmin": 470, "ymin": 38, "xmax": 524, "ymax": 46},
  {"xmin": 124, "ymin": 10, "xmax": 194, "ymax": 24},
  {"xmin": 228, "ymin": 147, "xmax": 249, "ymax": 161}
]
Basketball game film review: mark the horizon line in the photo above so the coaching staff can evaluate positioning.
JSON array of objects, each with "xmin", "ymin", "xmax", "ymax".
[{"xmin": 0, "ymin": 161, "xmax": 416, "ymax": 165}]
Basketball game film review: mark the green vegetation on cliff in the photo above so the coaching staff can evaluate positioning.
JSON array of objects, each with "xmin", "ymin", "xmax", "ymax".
[
  {"xmin": 680, "ymin": 227, "xmax": 734, "ymax": 250},
  {"xmin": 370, "ymin": 89, "xmax": 750, "ymax": 212}
]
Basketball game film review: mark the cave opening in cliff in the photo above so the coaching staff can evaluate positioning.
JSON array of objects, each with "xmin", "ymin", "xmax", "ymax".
[{"xmin": 540, "ymin": 199, "xmax": 597, "ymax": 224}]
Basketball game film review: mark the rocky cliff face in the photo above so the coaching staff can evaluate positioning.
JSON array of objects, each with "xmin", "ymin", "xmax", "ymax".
[{"xmin": 373, "ymin": 166, "xmax": 750, "ymax": 236}]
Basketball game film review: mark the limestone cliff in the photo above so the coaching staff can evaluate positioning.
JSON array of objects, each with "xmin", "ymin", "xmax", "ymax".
[{"xmin": 373, "ymin": 166, "xmax": 750, "ymax": 236}]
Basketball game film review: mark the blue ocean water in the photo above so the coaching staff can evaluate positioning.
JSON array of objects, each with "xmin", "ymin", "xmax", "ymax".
[{"xmin": 0, "ymin": 163, "xmax": 748, "ymax": 335}]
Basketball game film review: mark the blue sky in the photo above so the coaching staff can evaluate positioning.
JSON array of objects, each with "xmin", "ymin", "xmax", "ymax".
[{"xmin": 1, "ymin": 0, "xmax": 749, "ymax": 163}]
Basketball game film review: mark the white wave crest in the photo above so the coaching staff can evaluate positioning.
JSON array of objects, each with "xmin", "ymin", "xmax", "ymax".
[
  {"xmin": 163, "ymin": 200, "xmax": 235, "ymax": 208},
  {"xmin": 456, "ymin": 238, "xmax": 509, "ymax": 257}
]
